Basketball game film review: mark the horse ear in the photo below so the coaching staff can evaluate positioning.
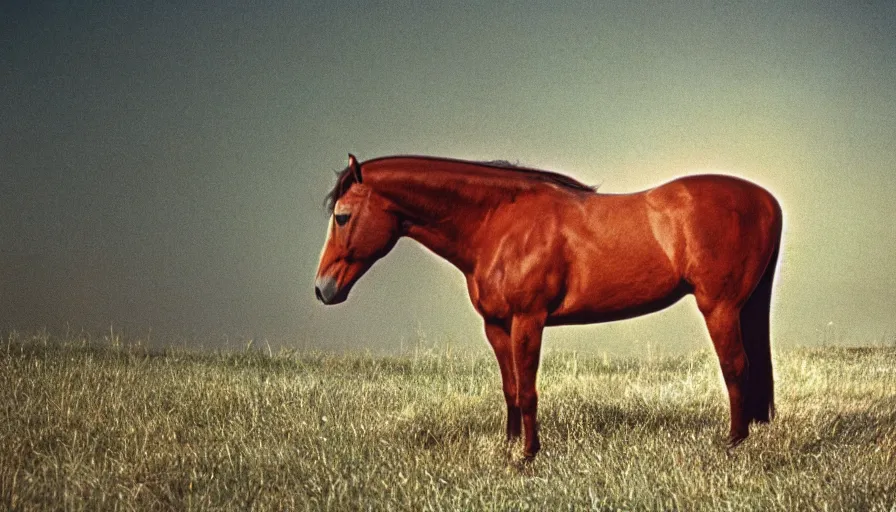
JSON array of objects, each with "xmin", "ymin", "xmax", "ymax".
[{"xmin": 348, "ymin": 153, "xmax": 362, "ymax": 183}]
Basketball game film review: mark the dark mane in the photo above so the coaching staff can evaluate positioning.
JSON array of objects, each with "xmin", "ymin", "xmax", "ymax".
[
  {"xmin": 324, "ymin": 156, "xmax": 595, "ymax": 213},
  {"xmin": 474, "ymin": 159, "xmax": 596, "ymax": 193},
  {"xmin": 324, "ymin": 164, "xmax": 357, "ymax": 214}
]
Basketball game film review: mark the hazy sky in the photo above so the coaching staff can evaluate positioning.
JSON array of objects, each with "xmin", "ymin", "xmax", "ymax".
[{"xmin": 2, "ymin": 1, "xmax": 895, "ymax": 352}]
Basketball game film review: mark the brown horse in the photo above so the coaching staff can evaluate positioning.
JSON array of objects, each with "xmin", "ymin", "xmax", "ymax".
[{"xmin": 315, "ymin": 154, "xmax": 782, "ymax": 458}]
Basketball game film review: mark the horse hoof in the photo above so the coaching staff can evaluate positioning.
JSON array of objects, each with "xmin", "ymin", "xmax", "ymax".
[
  {"xmin": 726, "ymin": 434, "xmax": 747, "ymax": 449},
  {"xmin": 522, "ymin": 441, "xmax": 541, "ymax": 460}
]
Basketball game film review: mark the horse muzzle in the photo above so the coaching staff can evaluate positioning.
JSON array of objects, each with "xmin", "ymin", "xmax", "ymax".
[{"xmin": 314, "ymin": 276, "xmax": 345, "ymax": 305}]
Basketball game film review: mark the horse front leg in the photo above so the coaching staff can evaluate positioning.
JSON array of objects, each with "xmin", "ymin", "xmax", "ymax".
[
  {"xmin": 510, "ymin": 313, "xmax": 547, "ymax": 459},
  {"xmin": 484, "ymin": 320, "xmax": 521, "ymax": 441}
]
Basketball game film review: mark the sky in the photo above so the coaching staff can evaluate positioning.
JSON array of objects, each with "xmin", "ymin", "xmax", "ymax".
[{"xmin": 2, "ymin": 0, "xmax": 895, "ymax": 353}]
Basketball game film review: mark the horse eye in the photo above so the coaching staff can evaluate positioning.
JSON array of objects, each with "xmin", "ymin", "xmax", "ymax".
[{"xmin": 334, "ymin": 214, "xmax": 351, "ymax": 226}]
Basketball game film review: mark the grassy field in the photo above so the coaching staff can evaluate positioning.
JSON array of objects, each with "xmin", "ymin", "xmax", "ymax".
[{"xmin": 1, "ymin": 332, "xmax": 894, "ymax": 511}]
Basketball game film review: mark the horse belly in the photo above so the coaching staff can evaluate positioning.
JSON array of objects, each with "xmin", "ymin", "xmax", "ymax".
[{"xmin": 548, "ymin": 248, "xmax": 686, "ymax": 326}]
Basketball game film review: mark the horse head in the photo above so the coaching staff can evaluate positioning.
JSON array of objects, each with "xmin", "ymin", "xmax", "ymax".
[{"xmin": 315, "ymin": 154, "xmax": 402, "ymax": 304}]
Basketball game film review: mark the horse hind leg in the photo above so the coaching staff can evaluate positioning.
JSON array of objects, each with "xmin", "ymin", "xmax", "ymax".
[
  {"xmin": 739, "ymin": 244, "xmax": 779, "ymax": 423},
  {"xmin": 702, "ymin": 303, "xmax": 751, "ymax": 445}
]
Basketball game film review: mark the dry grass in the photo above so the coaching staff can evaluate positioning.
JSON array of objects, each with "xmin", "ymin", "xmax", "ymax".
[{"xmin": 1, "ymin": 331, "xmax": 894, "ymax": 510}]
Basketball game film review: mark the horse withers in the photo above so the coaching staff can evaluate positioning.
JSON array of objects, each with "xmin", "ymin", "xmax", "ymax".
[{"xmin": 315, "ymin": 154, "xmax": 782, "ymax": 458}]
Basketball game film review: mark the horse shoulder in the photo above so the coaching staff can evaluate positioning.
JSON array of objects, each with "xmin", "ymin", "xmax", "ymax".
[{"xmin": 468, "ymin": 197, "xmax": 567, "ymax": 318}]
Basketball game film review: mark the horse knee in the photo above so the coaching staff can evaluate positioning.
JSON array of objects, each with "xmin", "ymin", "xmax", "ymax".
[
  {"xmin": 503, "ymin": 386, "xmax": 518, "ymax": 408},
  {"xmin": 518, "ymin": 390, "xmax": 538, "ymax": 412}
]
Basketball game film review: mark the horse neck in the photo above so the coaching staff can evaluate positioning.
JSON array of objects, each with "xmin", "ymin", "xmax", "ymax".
[{"xmin": 365, "ymin": 163, "xmax": 507, "ymax": 273}]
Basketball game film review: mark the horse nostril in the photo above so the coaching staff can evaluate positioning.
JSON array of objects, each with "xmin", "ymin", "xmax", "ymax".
[{"xmin": 315, "ymin": 286, "xmax": 324, "ymax": 302}]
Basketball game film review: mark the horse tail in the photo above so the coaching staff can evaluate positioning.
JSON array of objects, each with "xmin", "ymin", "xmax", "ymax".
[{"xmin": 740, "ymin": 238, "xmax": 780, "ymax": 424}]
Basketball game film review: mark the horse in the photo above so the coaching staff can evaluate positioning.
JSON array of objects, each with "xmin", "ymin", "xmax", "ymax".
[{"xmin": 315, "ymin": 154, "xmax": 782, "ymax": 458}]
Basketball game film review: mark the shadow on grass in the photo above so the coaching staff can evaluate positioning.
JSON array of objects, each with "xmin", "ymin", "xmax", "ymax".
[
  {"xmin": 385, "ymin": 398, "xmax": 726, "ymax": 454},
  {"xmin": 802, "ymin": 399, "xmax": 896, "ymax": 448},
  {"xmin": 544, "ymin": 399, "xmax": 723, "ymax": 442},
  {"xmin": 392, "ymin": 407, "xmax": 500, "ymax": 451}
]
